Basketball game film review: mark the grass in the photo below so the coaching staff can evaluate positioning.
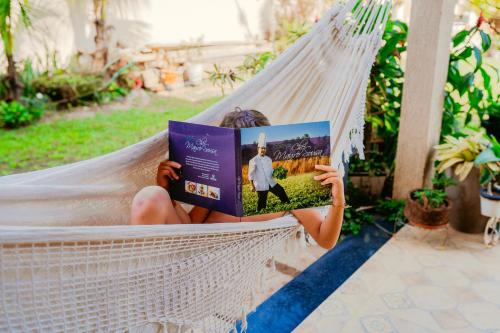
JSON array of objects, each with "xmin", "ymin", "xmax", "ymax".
[
  {"xmin": 0, "ymin": 95, "xmax": 220, "ymax": 176},
  {"xmin": 242, "ymin": 172, "xmax": 332, "ymax": 216}
]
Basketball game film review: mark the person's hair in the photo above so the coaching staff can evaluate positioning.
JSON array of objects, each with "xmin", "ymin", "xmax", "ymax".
[{"xmin": 219, "ymin": 107, "xmax": 271, "ymax": 128}]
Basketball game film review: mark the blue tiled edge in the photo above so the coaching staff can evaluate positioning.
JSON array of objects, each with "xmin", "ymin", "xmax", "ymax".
[{"xmin": 244, "ymin": 221, "xmax": 393, "ymax": 333}]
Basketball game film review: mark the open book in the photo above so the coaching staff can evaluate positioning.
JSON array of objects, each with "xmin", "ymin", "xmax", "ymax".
[{"xmin": 168, "ymin": 120, "xmax": 332, "ymax": 216}]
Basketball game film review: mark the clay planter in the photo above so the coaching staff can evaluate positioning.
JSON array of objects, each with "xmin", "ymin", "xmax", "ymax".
[{"xmin": 404, "ymin": 190, "xmax": 451, "ymax": 228}]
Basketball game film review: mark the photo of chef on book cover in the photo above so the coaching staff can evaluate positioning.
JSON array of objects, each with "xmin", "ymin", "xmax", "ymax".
[{"xmin": 240, "ymin": 121, "xmax": 331, "ymax": 215}]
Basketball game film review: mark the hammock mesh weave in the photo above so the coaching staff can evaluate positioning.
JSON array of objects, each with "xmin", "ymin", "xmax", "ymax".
[{"xmin": 0, "ymin": 0, "xmax": 390, "ymax": 331}]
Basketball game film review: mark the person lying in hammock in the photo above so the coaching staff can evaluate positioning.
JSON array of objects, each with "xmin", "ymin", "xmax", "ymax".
[{"xmin": 130, "ymin": 108, "xmax": 345, "ymax": 249}]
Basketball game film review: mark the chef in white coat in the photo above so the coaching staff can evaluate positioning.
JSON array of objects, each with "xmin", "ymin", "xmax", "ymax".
[{"xmin": 248, "ymin": 133, "xmax": 290, "ymax": 211}]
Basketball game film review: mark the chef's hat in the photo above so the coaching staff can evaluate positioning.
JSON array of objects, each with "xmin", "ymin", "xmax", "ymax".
[{"xmin": 257, "ymin": 132, "xmax": 267, "ymax": 148}]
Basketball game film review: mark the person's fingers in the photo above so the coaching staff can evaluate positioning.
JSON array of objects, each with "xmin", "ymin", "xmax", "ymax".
[
  {"xmin": 165, "ymin": 161, "xmax": 182, "ymax": 169},
  {"xmin": 321, "ymin": 176, "xmax": 341, "ymax": 186},
  {"xmin": 159, "ymin": 168, "xmax": 178, "ymax": 180},
  {"xmin": 159, "ymin": 165, "xmax": 180, "ymax": 179},
  {"xmin": 314, "ymin": 171, "xmax": 338, "ymax": 181},
  {"xmin": 314, "ymin": 165, "xmax": 337, "ymax": 172}
]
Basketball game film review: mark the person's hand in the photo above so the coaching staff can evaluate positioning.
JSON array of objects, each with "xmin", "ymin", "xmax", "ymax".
[
  {"xmin": 156, "ymin": 160, "xmax": 182, "ymax": 190},
  {"xmin": 314, "ymin": 165, "xmax": 345, "ymax": 206},
  {"xmin": 251, "ymin": 181, "xmax": 256, "ymax": 192}
]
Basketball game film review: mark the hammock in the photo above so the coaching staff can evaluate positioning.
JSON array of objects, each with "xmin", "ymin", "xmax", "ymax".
[{"xmin": 0, "ymin": 0, "xmax": 390, "ymax": 332}]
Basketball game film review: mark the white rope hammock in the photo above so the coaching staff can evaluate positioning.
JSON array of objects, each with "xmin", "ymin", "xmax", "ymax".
[{"xmin": 0, "ymin": 0, "xmax": 390, "ymax": 331}]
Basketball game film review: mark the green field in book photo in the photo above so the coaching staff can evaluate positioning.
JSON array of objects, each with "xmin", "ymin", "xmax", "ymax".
[{"xmin": 242, "ymin": 172, "xmax": 331, "ymax": 216}]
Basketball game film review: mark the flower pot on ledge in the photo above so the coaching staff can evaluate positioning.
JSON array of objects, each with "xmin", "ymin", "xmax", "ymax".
[{"xmin": 404, "ymin": 190, "xmax": 451, "ymax": 228}]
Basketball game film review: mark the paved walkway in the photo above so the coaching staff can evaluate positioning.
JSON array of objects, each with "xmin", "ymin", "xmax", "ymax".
[{"xmin": 294, "ymin": 225, "xmax": 500, "ymax": 333}]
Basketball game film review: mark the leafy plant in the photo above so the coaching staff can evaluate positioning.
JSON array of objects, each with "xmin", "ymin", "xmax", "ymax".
[
  {"xmin": 342, "ymin": 207, "xmax": 374, "ymax": 235},
  {"xmin": 0, "ymin": 100, "xmax": 43, "ymax": 128},
  {"xmin": 376, "ymin": 198, "xmax": 406, "ymax": 226},
  {"xmin": 273, "ymin": 166, "xmax": 289, "ymax": 180},
  {"xmin": 474, "ymin": 135, "xmax": 500, "ymax": 185},
  {"xmin": 431, "ymin": 173, "xmax": 457, "ymax": 191},
  {"xmin": 275, "ymin": 19, "xmax": 311, "ymax": 54},
  {"xmin": 434, "ymin": 128, "xmax": 490, "ymax": 181},
  {"xmin": 352, "ymin": 19, "xmax": 408, "ymax": 176},
  {"xmin": 95, "ymin": 81, "xmax": 128, "ymax": 104},
  {"xmin": 442, "ymin": 18, "xmax": 498, "ymax": 137},
  {"xmin": 206, "ymin": 64, "xmax": 242, "ymax": 96},
  {"xmin": 412, "ymin": 188, "xmax": 448, "ymax": 209},
  {"xmin": 237, "ymin": 52, "xmax": 276, "ymax": 76},
  {"xmin": 32, "ymin": 73, "xmax": 104, "ymax": 107}
]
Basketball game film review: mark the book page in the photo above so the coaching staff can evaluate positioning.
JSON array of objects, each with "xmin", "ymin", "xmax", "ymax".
[{"xmin": 240, "ymin": 121, "xmax": 331, "ymax": 216}]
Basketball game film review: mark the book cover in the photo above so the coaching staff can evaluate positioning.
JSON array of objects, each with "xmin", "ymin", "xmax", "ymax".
[
  {"xmin": 168, "ymin": 120, "xmax": 331, "ymax": 217},
  {"xmin": 168, "ymin": 121, "xmax": 240, "ymax": 216}
]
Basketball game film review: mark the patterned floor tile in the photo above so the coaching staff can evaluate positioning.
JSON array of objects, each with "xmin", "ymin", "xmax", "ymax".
[{"xmin": 293, "ymin": 225, "xmax": 500, "ymax": 333}]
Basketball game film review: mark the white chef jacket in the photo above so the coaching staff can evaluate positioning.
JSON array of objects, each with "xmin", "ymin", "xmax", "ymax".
[{"xmin": 248, "ymin": 155, "xmax": 277, "ymax": 191}]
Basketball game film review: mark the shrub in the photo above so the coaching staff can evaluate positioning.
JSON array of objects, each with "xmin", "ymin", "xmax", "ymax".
[
  {"xmin": 273, "ymin": 166, "xmax": 289, "ymax": 180},
  {"xmin": 32, "ymin": 73, "xmax": 104, "ymax": 107},
  {"xmin": 95, "ymin": 81, "xmax": 129, "ymax": 104},
  {"xmin": 0, "ymin": 99, "xmax": 44, "ymax": 128}
]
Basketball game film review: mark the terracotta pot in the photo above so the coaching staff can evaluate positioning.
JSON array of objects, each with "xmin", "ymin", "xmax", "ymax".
[
  {"xmin": 446, "ymin": 168, "xmax": 488, "ymax": 234},
  {"xmin": 404, "ymin": 190, "xmax": 451, "ymax": 228}
]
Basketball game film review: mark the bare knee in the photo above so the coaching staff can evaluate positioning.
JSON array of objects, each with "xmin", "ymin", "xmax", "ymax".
[{"xmin": 131, "ymin": 186, "xmax": 171, "ymax": 225}]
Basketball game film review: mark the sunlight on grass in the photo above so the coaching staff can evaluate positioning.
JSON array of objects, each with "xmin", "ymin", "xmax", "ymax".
[{"xmin": 0, "ymin": 96, "xmax": 220, "ymax": 176}]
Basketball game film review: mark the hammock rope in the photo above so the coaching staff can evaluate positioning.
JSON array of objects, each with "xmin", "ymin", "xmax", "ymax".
[{"xmin": 0, "ymin": 0, "xmax": 391, "ymax": 331}]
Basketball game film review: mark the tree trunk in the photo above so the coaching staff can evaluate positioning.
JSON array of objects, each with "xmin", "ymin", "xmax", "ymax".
[
  {"xmin": 92, "ymin": 0, "xmax": 108, "ymax": 72},
  {"xmin": 5, "ymin": 54, "xmax": 22, "ymax": 101}
]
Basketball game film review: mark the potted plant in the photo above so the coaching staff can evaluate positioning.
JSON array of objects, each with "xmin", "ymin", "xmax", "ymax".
[
  {"xmin": 434, "ymin": 129, "xmax": 491, "ymax": 233},
  {"xmin": 474, "ymin": 136, "xmax": 500, "ymax": 245},
  {"xmin": 404, "ymin": 175, "xmax": 453, "ymax": 228},
  {"xmin": 348, "ymin": 157, "xmax": 389, "ymax": 197}
]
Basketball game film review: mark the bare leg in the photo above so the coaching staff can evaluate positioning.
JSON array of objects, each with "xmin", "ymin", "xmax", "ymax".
[{"xmin": 130, "ymin": 186, "xmax": 186, "ymax": 225}]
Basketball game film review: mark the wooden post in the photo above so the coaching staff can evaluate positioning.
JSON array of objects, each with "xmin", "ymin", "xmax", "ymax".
[{"xmin": 393, "ymin": 0, "xmax": 457, "ymax": 199}]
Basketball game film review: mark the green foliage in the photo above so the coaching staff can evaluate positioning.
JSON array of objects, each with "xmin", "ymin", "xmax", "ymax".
[
  {"xmin": 275, "ymin": 20, "xmax": 311, "ymax": 53},
  {"xmin": 431, "ymin": 173, "xmax": 457, "ymax": 191},
  {"xmin": 442, "ymin": 26, "xmax": 498, "ymax": 137},
  {"xmin": 342, "ymin": 207, "xmax": 374, "ymax": 235},
  {"xmin": 353, "ymin": 19, "xmax": 408, "ymax": 175},
  {"xmin": 238, "ymin": 52, "xmax": 276, "ymax": 76},
  {"xmin": 272, "ymin": 166, "xmax": 289, "ymax": 180},
  {"xmin": 0, "ymin": 96, "xmax": 219, "ymax": 175},
  {"xmin": 242, "ymin": 172, "xmax": 331, "ymax": 216},
  {"xmin": 0, "ymin": 0, "xmax": 31, "ymax": 57},
  {"xmin": 375, "ymin": 199, "xmax": 406, "ymax": 226},
  {"xmin": 95, "ymin": 81, "xmax": 128, "ymax": 104},
  {"xmin": 0, "ymin": 99, "xmax": 43, "ymax": 128},
  {"xmin": 412, "ymin": 188, "xmax": 448, "ymax": 209},
  {"xmin": 474, "ymin": 135, "xmax": 500, "ymax": 185},
  {"xmin": 206, "ymin": 64, "xmax": 242, "ymax": 96},
  {"xmin": 32, "ymin": 73, "xmax": 104, "ymax": 106}
]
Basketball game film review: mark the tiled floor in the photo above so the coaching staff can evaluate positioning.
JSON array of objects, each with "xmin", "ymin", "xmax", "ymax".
[{"xmin": 294, "ymin": 224, "xmax": 500, "ymax": 333}]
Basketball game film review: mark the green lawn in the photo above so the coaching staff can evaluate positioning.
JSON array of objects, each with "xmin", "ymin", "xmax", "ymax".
[{"xmin": 0, "ymin": 96, "xmax": 220, "ymax": 176}]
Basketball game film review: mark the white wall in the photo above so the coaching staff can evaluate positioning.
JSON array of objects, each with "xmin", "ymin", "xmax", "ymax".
[{"xmin": 6, "ymin": 0, "xmax": 272, "ymax": 69}]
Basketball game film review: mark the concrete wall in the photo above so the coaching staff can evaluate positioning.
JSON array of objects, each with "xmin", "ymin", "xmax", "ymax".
[{"xmin": 7, "ymin": 0, "xmax": 275, "ymax": 69}]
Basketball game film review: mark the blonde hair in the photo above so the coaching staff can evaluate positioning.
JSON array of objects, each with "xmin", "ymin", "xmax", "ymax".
[{"xmin": 219, "ymin": 107, "xmax": 271, "ymax": 128}]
